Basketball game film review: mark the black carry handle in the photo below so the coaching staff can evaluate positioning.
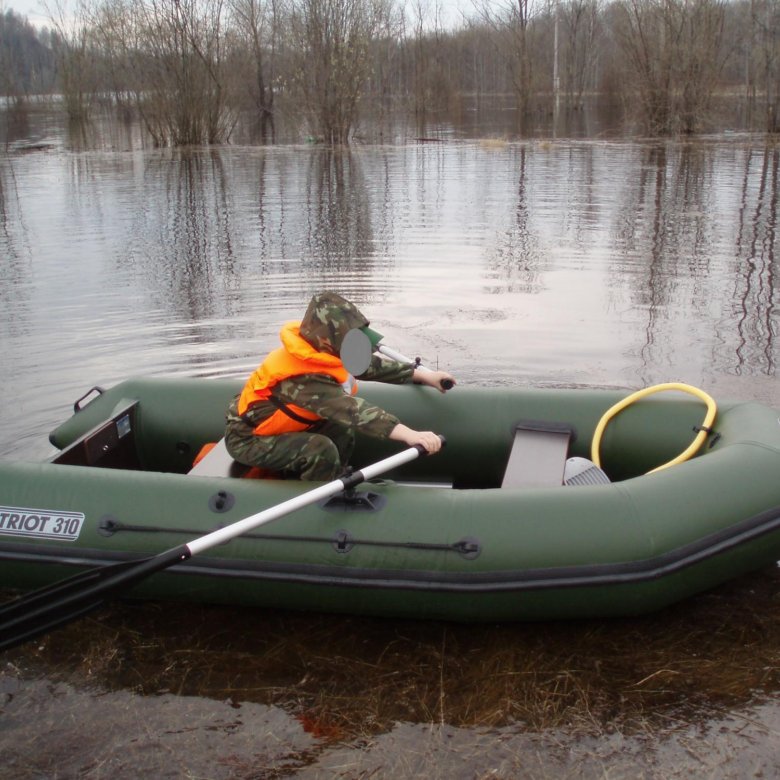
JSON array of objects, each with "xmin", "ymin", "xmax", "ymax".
[{"xmin": 73, "ymin": 386, "xmax": 105, "ymax": 413}]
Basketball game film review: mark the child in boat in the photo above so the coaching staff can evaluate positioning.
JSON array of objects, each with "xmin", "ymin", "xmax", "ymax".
[{"xmin": 225, "ymin": 291, "xmax": 455, "ymax": 480}]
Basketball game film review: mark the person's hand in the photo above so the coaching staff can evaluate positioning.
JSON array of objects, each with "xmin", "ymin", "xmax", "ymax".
[
  {"xmin": 413, "ymin": 368, "xmax": 456, "ymax": 393},
  {"xmin": 389, "ymin": 424, "xmax": 444, "ymax": 453}
]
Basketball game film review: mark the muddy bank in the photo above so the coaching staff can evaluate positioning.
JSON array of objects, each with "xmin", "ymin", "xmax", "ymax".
[
  {"xmin": 3, "ymin": 566, "xmax": 780, "ymax": 777},
  {"xmin": 2, "ymin": 674, "xmax": 778, "ymax": 778}
]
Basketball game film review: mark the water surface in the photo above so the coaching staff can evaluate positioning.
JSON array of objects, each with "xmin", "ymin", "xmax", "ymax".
[{"xmin": 1, "ymin": 109, "xmax": 779, "ymax": 777}]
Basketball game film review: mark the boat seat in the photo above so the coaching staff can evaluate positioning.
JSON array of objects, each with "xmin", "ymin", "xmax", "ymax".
[
  {"xmin": 501, "ymin": 422, "xmax": 574, "ymax": 489},
  {"xmin": 188, "ymin": 439, "xmax": 249, "ymax": 477},
  {"xmin": 188, "ymin": 439, "xmax": 279, "ymax": 479}
]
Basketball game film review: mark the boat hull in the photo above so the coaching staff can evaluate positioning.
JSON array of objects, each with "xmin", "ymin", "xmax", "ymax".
[{"xmin": 1, "ymin": 378, "xmax": 779, "ymax": 621}]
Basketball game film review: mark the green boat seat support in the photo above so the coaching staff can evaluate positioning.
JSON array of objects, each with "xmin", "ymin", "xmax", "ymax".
[{"xmin": 501, "ymin": 421, "xmax": 574, "ymax": 489}]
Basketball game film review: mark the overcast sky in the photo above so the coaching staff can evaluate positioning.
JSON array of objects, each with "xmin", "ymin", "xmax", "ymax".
[
  {"xmin": 4, "ymin": 0, "xmax": 50, "ymax": 27},
  {"xmin": 4, "ymin": 0, "xmax": 478, "ymax": 30}
]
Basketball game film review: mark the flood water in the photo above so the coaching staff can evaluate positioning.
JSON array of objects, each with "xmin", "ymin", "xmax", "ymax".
[{"xmin": 1, "ymin": 105, "xmax": 780, "ymax": 777}]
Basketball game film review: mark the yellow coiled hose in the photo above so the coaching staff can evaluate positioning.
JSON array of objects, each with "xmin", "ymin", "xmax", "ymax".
[{"xmin": 591, "ymin": 383, "xmax": 718, "ymax": 475}]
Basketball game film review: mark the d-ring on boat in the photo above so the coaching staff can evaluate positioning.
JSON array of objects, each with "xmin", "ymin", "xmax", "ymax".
[{"xmin": 1, "ymin": 376, "xmax": 779, "ymax": 634}]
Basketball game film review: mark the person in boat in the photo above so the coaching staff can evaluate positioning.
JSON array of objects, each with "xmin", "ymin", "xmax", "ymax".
[{"xmin": 225, "ymin": 291, "xmax": 455, "ymax": 480}]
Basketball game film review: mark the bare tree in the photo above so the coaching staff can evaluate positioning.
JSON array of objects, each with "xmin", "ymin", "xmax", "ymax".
[
  {"xmin": 9, "ymin": 0, "xmax": 776, "ymax": 142},
  {"xmin": 407, "ymin": 0, "xmax": 453, "ymax": 127},
  {"xmin": 612, "ymin": 0, "xmax": 728, "ymax": 135},
  {"xmin": 560, "ymin": 0, "xmax": 601, "ymax": 109},
  {"xmin": 473, "ymin": 0, "xmax": 540, "ymax": 116},
  {"xmin": 230, "ymin": 0, "xmax": 278, "ymax": 139},
  {"xmin": 46, "ymin": 0, "xmax": 100, "ymax": 121},
  {"xmin": 677, "ymin": 0, "xmax": 728, "ymax": 133},
  {"xmin": 287, "ymin": 0, "xmax": 394, "ymax": 144},
  {"xmin": 90, "ymin": 0, "xmax": 136, "ymax": 118},
  {"xmin": 748, "ymin": 0, "xmax": 780, "ymax": 132},
  {"xmin": 126, "ymin": 0, "xmax": 236, "ymax": 145}
]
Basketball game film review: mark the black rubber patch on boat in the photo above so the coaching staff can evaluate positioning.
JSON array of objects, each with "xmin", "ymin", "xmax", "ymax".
[
  {"xmin": 98, "ymin": 515, "xmax": 120, "ymax": 537},
  {"xmin": 332, "ymin": 530, "xmax": 354, "ymax": 554},
  {"xmin": 455, "ymin": 536, "xmax": 481, "ymax": 560},
  {"xmin": 209, "ymin": 490, "xmax": 235, "ymax": 513}
]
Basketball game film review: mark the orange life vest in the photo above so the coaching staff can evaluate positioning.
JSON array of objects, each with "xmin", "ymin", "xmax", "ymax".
[{"xmin": 237, "ymin": 321, "xmax": 358, "ymax": 436}]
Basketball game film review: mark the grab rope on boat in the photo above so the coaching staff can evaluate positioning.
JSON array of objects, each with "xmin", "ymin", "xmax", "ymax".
[
  {"xmin": 98, "ymin": 517, "xmax": 481, "ymax": 559},
  {"xmin": 591, "ymin": 382, "xmax": 718, "ymax": 475}
]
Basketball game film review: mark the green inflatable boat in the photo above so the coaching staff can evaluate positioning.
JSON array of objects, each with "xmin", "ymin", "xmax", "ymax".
[{"xmin": 1, "ymin": 376, "xmax": 779, "ymax": 625}]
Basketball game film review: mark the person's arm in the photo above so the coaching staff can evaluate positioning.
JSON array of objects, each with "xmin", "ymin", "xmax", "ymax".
[
  {"xmin": 388, "ymin": 423, "xmax": 443, "ymax": 453},
  {"xmin": 412, "ymin": 367, "xmax": 456, "ymax": 393},
  {"xmin": 359, "ymin": 354, "xmax": 414, "ymax": 383},
  {"xmin": 276, "ymin": 376, "xmax": 446, "ymax": 449},
  {"xmin": 361, "ymin": 355, "xmax": 456, "ymax": 394}
]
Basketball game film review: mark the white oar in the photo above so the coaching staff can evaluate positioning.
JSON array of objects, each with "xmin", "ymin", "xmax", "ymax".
[{"xmin": 0, "ymin": 441, "xmax": 441, "ymax": 651}]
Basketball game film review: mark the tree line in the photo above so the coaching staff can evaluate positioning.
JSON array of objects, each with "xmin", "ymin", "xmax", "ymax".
[
  {"xmin": 0, "ymin": 10, "xmax": 58, "ymax": 98},
  {"xmin": 1, "ymin": 0, "xmax": 778, "ymax": 145}
]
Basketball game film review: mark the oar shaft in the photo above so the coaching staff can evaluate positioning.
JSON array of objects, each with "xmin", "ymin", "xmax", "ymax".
[
  {"xmin": 377, "ymin": 344, "xmax": 415, "ymax": 364},
  {"xmin": 186, "ymin": 444, "xmax": 425, "ymax": 556}
]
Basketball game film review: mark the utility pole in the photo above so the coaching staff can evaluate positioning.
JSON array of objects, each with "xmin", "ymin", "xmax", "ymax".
[{"xmin": 553, "ymin": 0, "xmax": 561, "ymax": 130}]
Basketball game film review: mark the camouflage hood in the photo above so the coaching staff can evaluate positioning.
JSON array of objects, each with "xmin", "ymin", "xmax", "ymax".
[{"xmin": 298, "ymin": 292, "xmax": 370, "ymax": 356}]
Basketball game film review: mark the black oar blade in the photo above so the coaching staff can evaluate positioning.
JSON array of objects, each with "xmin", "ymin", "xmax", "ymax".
[
  {"xmin": 0, "ymin": 545, "xmax": 190, "ymax": 652},
  {"xmin": 0, "ymin": 557, "xmax": 146, "ymax": 622},
  {"xmin": 0, "ymin": 598, "xmax": 107, "ymax": 653}
]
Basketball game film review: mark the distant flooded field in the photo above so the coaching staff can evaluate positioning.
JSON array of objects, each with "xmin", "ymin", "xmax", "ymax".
[{"xmin": 1, "ymin": 104, "xmax": 779, "ymax": 777}]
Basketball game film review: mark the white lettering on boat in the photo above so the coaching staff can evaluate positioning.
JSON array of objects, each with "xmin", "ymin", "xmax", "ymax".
[{"xmin": 0, "ymin": 506, "xmax": 85, "ymax": 541}]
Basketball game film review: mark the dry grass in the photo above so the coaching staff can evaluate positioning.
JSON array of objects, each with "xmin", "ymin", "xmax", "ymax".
[
  {"xmin": 5, "ymin": 566, "xmax": 780, "ymax": 742},
  {"xmin": 479, "ymin": 137, "xmax": 509, "ymax": 150}
]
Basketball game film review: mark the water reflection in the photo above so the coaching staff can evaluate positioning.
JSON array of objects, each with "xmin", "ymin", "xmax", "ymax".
[
  {"xmin": 604, "ymin": 142, "xmax": 780, "ymax": 385},
  {"xmin": 0, "ymin": 158, "xmax": 30, "ymax": 341},
  {"xmin": 0, "ymin": 160, "xmax": 15, "ymax": 256},
  {"xmin": 2, "ymin": 131, "xmax": 778, "ymax": 423},
  {"xmin": 2, "ymin": 101, "xmax": 31, "ymax": 145},
  {"xmin": 731, "ymin": 145, "xmax": 778, "ymax": 376},
  {"xmin": 65, "ymin": 107, "xmax": 148, "ymax": 152},
  {"xmin": 118, "ymin": 150, "xmax": 241, "ymax": 325},
  {"xmin": 303, "ymin": 150, "xmax": 382, "ymax": 281},
  {"xmin": 485, "ymin": 145, "xmax": 545, "ymax": 294},
  {"xmin": 608, "ymin": 144, "xmax": 717, "ymax": 380}
]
